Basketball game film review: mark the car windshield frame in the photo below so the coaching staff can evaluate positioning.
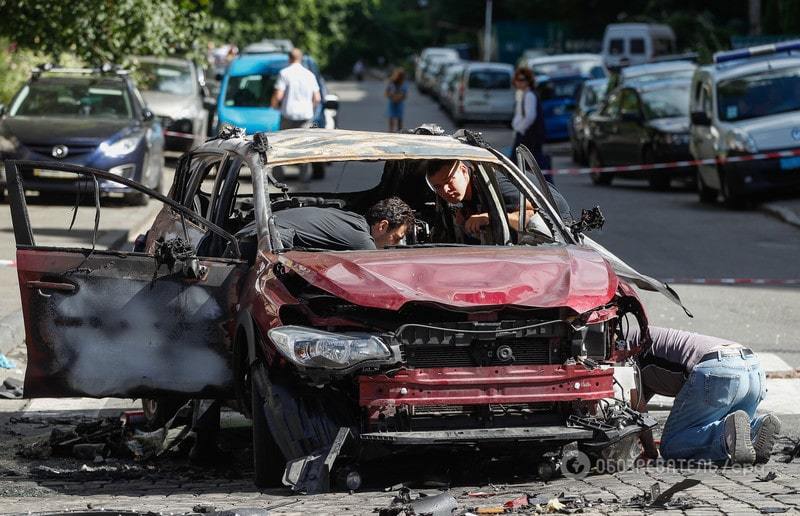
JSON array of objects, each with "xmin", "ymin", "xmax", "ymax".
[
  {"xmin": 9, "ymin": 76, "xmax": 134, "ymax": 120},
  {"xmin": 532, "ymin": 60, "xmax": 605, "ymax": 79},
  {"xmin": 135, "ymin": 60, "xmax": 197, "ymax": 96},
  {"xmin": 640, "ymin": 83, "xmax": 691, "ymax": 119},
  {"xmin": 716, "ymin": 66, "xmax": 800, "ymax": 122},
  {"xmin": 224, "ymin": 73, "xmax": 278, "ymax": 108}
]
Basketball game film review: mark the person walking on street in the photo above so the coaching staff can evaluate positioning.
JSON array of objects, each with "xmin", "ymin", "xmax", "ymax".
[
  {"xmin": 271, "ymin": 48, "xmax": 321, "ymax": 181},
  {"xmin": 385, "ymin": 67, "xmax": 408, "ymax": 132},
  {"xmin": 511, "ymin": 67, "xmax": 551, "ymax": 182},
  {"xmin": 629, "ymin": 326, "xmax": 781, "ymax": 465}
]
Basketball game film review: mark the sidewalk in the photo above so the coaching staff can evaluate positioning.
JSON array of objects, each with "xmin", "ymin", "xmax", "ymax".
[{"xmin": 762, "ymin": 198, "xmax": 800, "ymax": 229}]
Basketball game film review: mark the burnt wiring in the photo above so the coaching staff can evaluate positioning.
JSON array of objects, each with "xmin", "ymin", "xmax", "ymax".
[{"xmin": 64, "ymin": 175, "xmax": 101, "ymax": 276}]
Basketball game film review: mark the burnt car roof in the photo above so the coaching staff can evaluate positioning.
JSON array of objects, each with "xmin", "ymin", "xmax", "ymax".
[{"xmin": 200, "ymin": 128, "xmax": 503, "ymax": 167}]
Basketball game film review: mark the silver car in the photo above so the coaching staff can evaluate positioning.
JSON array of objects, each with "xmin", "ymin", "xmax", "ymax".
[
  {"xmin": 132, "ymin": 56, "xmax": 214, "ymax": 154},
  {"xmin": 689, "ymin": 43, "xmax": 800, "ymax": 207},
  {"xmin": 451, "ymin": 62, "xmax": 515, "ymax": 124}
]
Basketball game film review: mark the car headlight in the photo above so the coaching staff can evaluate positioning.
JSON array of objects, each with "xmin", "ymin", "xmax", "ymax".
[
  {"xmin": 99, "ymin": 136, "xmax": 140, "ymax": 158},
  {"xmin": 268, "ymin": 326, "xmax": 391, "ymax": 370},
  {"xmin": 724, "ymin": 129, "xmax": 757, "ymax": 155},
  {"xmin": 662, "ymin": 133, "xmax": 689, "ymax": 145}
]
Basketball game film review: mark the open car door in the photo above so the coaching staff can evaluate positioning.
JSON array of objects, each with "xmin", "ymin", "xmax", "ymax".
[{"xmin": 5, "ymin": 160, "xmax": 247, "ymax": 399}]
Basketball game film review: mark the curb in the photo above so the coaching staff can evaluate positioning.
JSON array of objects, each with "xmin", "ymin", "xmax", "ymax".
[
  {"xmin": 0, "ymin": 309, "xmax": 23, "ymax": 357},
  {"xmin": 761, "ymin": 202, "xmax": 800, "ymax": 230}
]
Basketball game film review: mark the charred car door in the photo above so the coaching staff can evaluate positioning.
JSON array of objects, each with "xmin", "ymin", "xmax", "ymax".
[{"xmin": 5, "ymin": 160, "xmax": 247, "ymax": 399}]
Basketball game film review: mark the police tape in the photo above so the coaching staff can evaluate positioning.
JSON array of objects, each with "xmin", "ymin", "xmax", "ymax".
[
  {"xmin": 659, "ymin": 277, "xmax": 800, "ymax": 286},
  {"xmin": 0, "ymin": 260, "xmax": 14, "ymax": 268},
  {"xmin": 542, "ymin": 148, "xmax": 800, "ymax": 176}
]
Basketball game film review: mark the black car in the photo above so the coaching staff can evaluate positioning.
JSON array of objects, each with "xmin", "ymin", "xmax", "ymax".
[
  {"xmin": 569, "ymin": 78, "xmax": 608, "ymax": 165},
  {"xmin": 0, "ymin": 65, "xmax": 164, "ymax": 205},
  {"xmin": 586, "ymin": 77, "xmax": 693, "ymax": 189}
]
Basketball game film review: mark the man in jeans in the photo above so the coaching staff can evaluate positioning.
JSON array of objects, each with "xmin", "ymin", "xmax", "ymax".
[
  {"xmin": 630, "ymin": 326, "xmax": 781, "ymax": 464},
  {"xmin": 271, "ymin": 48, "xmax": 320, "ymax": 181}
]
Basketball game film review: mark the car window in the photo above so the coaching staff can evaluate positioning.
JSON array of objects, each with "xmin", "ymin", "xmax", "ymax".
[
  {"xmin": 630, "ymin": 38, "xmax": 645, "ymax": 55},
  {"xmin": 224, "ymin": 74, "xmax": 277, "ymax": 107},
  {"xmin": 467, "ymin": 70, "xmax": 511, "ymax": 89},
  {"xmin": 10, "ymin": 78, "xmax": 134, "ymax": 119},
  {"xmin": 134, "ymin": 61, "xmax": 196, "ymax": 95},
  {"xmin": 538, "ymin": 77, "xmax": 583, "ymax": 100},
  {"xmin": 716, "ymin": 66, "xmax": 800, "ymax": 122},
  {"xmin": 653, "ymin": 38, "xmax": 674, "ymax": 56},
  {"xmin": 641, "ymin": 83, "xmax": 690, "ymax": 119},
  {"xmin": 609, "ymin": 39, "xmax": 624, "ymax": 55}
]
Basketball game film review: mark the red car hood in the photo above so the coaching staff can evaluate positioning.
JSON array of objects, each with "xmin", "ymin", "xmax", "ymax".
[{"xmin": 278, "ymin": 246, "xmax": 618, "ymax": 313}]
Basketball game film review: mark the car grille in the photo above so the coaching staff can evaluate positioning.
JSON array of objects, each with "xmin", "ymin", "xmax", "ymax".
[
  {"xmin": 25, "ymin": 143, "xmax": 97, "ymax": 158},
  {"xmin": 398, "ymin": 320, "xmax": 569, "ymax": 368}
]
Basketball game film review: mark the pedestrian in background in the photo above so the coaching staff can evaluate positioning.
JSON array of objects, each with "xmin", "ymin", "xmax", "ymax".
[
  {"xmin": 511, "ymin": 67, "xmax": 551, "ymax": 182},
  {"xmin": 353, "ymin": 59, "xmax": 365, "ymax": 81},
  {"xmin": 271, "ymin": 48, "xmax": 321, "ymax": 181},
  {"xmin": 385, "ymin": 67, "xmax": 408, "ymax": 132}
]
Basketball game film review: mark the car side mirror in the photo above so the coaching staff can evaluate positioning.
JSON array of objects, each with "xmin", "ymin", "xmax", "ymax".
[
  {"xmin": 691, "ymin": 111, "xmax": 711, "ymax": 126},
  {"xmin": 323, "ymin": 95, "xmax": 339, "ymax": 110},
  {"xmin": 142, "ymin": 108, "xmax": 155, "ymax": 122}
]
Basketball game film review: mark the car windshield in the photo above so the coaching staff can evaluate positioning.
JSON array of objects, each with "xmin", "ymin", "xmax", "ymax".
[
  {"xmin": 135, "ymin": 61, "xmax": 196, "ymax": 95},
  {"xmin": 538, "ymin": 77, "xmax": 584, "ymax": 100},
  {"xmin": 533, "ymin": 60, "xmax": 605, "ymax": 79},
  {"xmin": 9, "ymin": 77, "xmax": 133, "ymax": 119},
  {"xmin": 468, "ymin": 70, "xmax": 510, "ymax": 89},
  {"xmin": 717, "ymin": 66, "xmax": 800, "ymax": 122},
  {"xmin": 580, "ymin": 81, "xmax": 608, "ymax": 109},
  {"xmin": 641, "ymin": 83, "xmax": 690, "ymax": 119},
  {"xmin": 224, "ymin": 73, "xmax": 277, "ymax": 108}
]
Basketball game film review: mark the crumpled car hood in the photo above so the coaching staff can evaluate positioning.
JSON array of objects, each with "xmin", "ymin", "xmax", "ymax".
[{"xmin": 278, "ymin": 245, "xmax": 618, "ymax": 313}]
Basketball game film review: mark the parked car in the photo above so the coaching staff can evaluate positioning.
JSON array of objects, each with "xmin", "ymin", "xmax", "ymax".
[
  {"xmin": 690, "ymin": 41, "xmax": 800, "ymax": 207},
  {"xmin": 450, "ymin": 62, "xmax": 515, "ymax": 124},
  {"xmin": 525, "ymin": 54, "xmax": 606, "ymax": 79},
  {"xmin": 535, "ymin": 73, "xmax": 587, "ymax": 142},
  {"xmin": 602, "ymin": 23, "xmax": 676, "ymax": 69},
  {"xmin": 619, "ymin": 60, "xmax": 697, "ymax": 86},
  {"xmin": 587, "ymin": 77, "xmax": 693, "ymax": 189},
  {"xmin": 243, "ymin": 39, "xmax": 294, "ymax": 54},
  {"xmin": 415, "ymin": 47, "xmax": 460, "ymax": 89},
  {"xmin": 436, "ymin": 62, "xmax": 465, "ymax": 113},
  {"xmin": 517, "ymin": 48, "xmax": 549, "ymax": 68},
  {"xmin": 430, "ymin": 59, "xmax": 462, "ymax": 103},
  {"xmin": 570, "ymin": 78, "xmax": 608, "ymax": 164},
  {"xmin": 132, "ymin": 56, "xmax": 215, "ymax": 154},
  {"xmin": 419, "ymin": 55, "xmax": 460, "ymax": 96},
  {"xmin": 6, "ymin": 127, "xmax": 688, "ymax": 490},
  {"xmin": 0, "ymin": 65, "xmax": 163, "ymax": 205}
]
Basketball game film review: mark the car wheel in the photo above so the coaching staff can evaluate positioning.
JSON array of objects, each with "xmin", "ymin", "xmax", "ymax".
[
  {"xmin": 589, "ymin": 148, "xmax": 613, "ymax": 185},
  {"xmin": 251, "ymin": 361, "xmax": 286, "ymax": 488},
  {"xmin": 312, "ymin": 162, "xmax": 326, "ymax": 180},
  {"xmin": 141, "ymin": 398, "xmax": 188, "ymax": 429},
  {"xmin": 645, "ymin": 149, "xmax": 670, "ymax": 191},
  {"xmin": 697, "ymin": 168, "xmax": 718, "ymax": 204},
  {"xmin": 719, "ymin": 168, "xmax": 746, "ymax": 210}
]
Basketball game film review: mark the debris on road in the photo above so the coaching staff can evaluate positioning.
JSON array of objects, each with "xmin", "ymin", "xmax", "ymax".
[
  {"xmin": 31, "ymin": 463, "xmax": 150, "ymax": 481},
  {"xmin": 0, "ymin": 377, "xmax": 22, "ymax": 398},
  {"xmin": 626, "ymin": 479, "xmax": 700, "ymax": 509},
  {"xmin": 377, "ymin": 487, "xmax": 458, "ymax": 516},
  {"xmin": 0, "ymin": 353, "xmax": 15, "ymax": 369},
  {"xmin": 757, "ymin": 471, "xmax": 779, "ymax": 482}
]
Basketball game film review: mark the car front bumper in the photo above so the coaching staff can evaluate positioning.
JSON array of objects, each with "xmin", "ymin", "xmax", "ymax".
[{"xmin": 722, "ymin": 152, "xmax": 800, "ymax": 196}]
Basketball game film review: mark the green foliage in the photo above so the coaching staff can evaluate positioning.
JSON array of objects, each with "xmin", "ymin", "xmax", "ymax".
[
  {"xmin": 0, "ymin": 38, "xmax": 82, "ymax": 105},
  {"xmin": 0, "ymin": 0, "xmax": 212, "ymax": 64}
]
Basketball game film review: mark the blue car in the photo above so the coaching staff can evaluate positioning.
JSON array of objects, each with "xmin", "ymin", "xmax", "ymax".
[
  {"xmin": 536, "ymin": 74, "xmax": 588, "ymax": 142},
  {"xmin": 215, "ymin": 53, "xmax": 333, "ymax": 134}
]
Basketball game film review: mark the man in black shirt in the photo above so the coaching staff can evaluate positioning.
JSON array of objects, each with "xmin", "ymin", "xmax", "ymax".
[{"xmin": 274, "ymin": 197, "xmax": 414, "ymax": 250}]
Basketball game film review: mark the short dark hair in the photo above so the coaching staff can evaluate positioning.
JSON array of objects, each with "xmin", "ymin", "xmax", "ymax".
[
  {"xmin": 366, "ymin": 197, "xmax": 415, "ymax": 229},
  {"xmin": 424, "ymin": 159, "xmax": 458, "ymax": 178}
]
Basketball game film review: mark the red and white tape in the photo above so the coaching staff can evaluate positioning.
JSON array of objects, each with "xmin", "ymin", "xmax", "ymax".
[
  {"xmin": 660, "ymin": 277, "xmax": 800, "ymax": 286},
  {"xmin": 543, "ymin": 148, "xmax": 800, "ymax": 176},
  {"xmin": 0, "ymin": 260, "xmax": 14, "ymax": 268}
]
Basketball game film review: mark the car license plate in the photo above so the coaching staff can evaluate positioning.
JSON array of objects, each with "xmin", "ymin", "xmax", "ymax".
[
  {"xmin": 779, "ymin": 156, "xmax": 800, "ymax": 171},
  {"xmin": 33, "ymin": 168, "xmax": 75, "ymax": 179}
]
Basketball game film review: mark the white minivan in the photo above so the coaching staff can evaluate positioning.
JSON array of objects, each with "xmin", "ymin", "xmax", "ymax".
[
  {"xmin": 602, "ymin": 23, "xmax": 676, "ymax": 68},
  {"xmin": 450, "ymin": 62, "xmax": 515, "ymax": 124}
]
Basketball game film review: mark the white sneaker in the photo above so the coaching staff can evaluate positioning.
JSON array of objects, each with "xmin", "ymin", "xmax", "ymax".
[{"xmin": 724, "ymin": 410, "xmax": 756, "ymax": 464}]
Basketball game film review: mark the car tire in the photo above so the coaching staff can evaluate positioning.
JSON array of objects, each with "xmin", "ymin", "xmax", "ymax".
[
  {"xmin": 312, "ymin": 162, "xmax": 325, "ymax": 180},
  {"xmin": 645, "ymin": 149, "xmax": 670, "ymax": 191},
  {"xmin": 251, "ymin": 361, "xmax": 287, "ymax": 488},
  {"xmin": 589, "ymin": 148, "xmax": 613, "ymax": 185},
  {"xmin": 142, "ymin": 398, "xmax": 188, "ymax": 429},
  {"xmin": 719, "ymin": 168, "xmax": 746, "ymax": 210},
  {"xmin": 697, "ymin": 168, "xmax": 718, "ymax": 204}
]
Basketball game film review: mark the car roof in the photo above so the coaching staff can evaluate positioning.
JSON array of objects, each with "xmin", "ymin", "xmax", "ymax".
[
  {"xmin": 133, "ymin": 56, "xmax": 193, "ymax": 67},
  {"xmin": 464, "ymin": 61, "xmax": 513, "ymax": 71},
  {"xmin": 32, "ymin": 74, "xmax": 127, "ymax": 86},
  {"xmin": 632, "ymin": 77, "xmax": 692, "ymax": 93},
  {"xmin": 207, "ymin": 129, "xmax": 504, "ymax": 167},
  {"xmin": 622, "ymin": 60, "xmax": 696, "ymax": 78},
  {"xmin": 528, "ymin": 54, "xmax": 602, "ymax": 65},
  {"xmin": 709, "ymin": 55, "xmax": 800, "ymax": 81},
  {"xmin": 227, "ymin": 53, "xmax": 290, "ymax": 76}
]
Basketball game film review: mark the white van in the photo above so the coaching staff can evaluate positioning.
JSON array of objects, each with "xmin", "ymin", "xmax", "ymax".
[
  {"xmin": 602, "ymin": 23, "xmax": 676, "ymax": 68},
  {"xmin": 450, "ymin": 62, "xmax": 515, "ymax": 124}
]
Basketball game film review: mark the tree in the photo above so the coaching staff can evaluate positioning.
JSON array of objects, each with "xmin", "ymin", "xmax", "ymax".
[{"xmin": 0, "ymin": 0, "xmax": 212, "ymax": 63}]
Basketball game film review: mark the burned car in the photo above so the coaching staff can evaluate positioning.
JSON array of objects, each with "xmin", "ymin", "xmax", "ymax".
[{"xmin": 5, "ymin": 127, "xmax": 688, "ymax": 491}]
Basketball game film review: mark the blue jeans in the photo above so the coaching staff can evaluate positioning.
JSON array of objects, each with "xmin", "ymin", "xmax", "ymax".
[{"xmin": 659, "ymin": 352, "xmax": 766, "ymax": 461}]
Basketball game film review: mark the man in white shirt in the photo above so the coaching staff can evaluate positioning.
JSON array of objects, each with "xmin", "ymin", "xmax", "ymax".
[{"xmin": 271, "ymin": 48, "xmax": 321, "ymax": 130}]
